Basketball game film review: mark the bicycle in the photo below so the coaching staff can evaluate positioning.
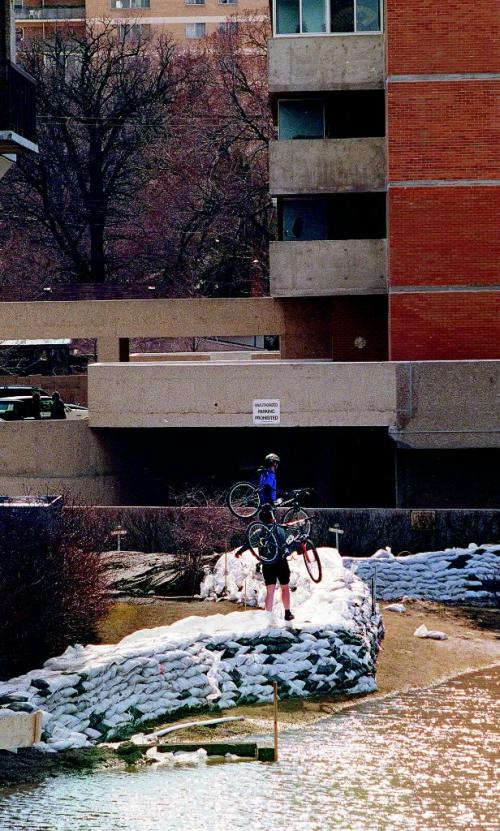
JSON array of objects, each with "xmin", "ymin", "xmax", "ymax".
[
  {"xmin": 227, "ymin": 484, "xmax": 313, "ymax": 534},
  {"xmin": 237, "ymin": 519, "xmax": 322, "ymax": 584}
]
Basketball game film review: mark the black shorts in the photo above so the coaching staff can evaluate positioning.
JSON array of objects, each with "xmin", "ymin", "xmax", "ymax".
[{"xmin": 262, "ymin": 557, "xmax": 290, "ymax": 586}]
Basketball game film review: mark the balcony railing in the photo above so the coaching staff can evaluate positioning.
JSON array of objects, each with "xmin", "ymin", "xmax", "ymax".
[
  {"xmin": 0, "ymin": 61, "xmax": 37, "ymax": 152},
  {"xmin": 15, "ymin": 5, "xmax": 85, "ymax": 19}
]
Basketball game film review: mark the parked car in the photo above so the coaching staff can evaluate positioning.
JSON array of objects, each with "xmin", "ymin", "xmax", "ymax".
[
  {"xmin": 0, "ymin": 385, "xmax": 46, "ymax": 399},
  {"xmin": 0, "ymin": 396, "xmax": 88, "ymax": 421}
]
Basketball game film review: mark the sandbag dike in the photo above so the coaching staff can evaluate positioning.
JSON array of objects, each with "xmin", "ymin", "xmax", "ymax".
[
  {"xmin": 344, "ymin": 544, "xmax": 500, "ymax": 605},
  {"xmin": 0, "ymin": 552, "xmax": 382, "ymax": 752}
]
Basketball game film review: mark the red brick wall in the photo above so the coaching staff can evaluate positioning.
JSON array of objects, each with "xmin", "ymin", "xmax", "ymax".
[
  {"xmin": 390, "ymin": 292, "xmax": 500, "ymax": 360},
  {"xmin": 389, "ymin": 186, "xmax": 500, "ymax": 286},
  {"xmin": 386, "ymin": 0, "xmax": 500, "ymax": 75},
  {"xmin": 387, "ymin": 81, "xmax": 500, "ymax": 181}
]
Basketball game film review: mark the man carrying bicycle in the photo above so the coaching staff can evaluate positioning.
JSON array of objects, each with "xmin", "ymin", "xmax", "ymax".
[{"xmin": 258, "ymin": 504, "xmax": 294, "ymax": 622}]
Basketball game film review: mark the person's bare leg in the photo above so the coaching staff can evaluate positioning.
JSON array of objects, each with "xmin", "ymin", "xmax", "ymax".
[
  {"xmin": 265, "ymin": 584, "xmax": 276, "ymax": 612},
  {"xmin": 281, "ymin": 584, "xmax": 291, "ymax": 612}
]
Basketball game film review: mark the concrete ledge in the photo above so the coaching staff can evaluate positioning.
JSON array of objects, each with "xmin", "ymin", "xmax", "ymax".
[
  {"xmin": 270, "ymin": 239, "xmax": 387, "ymax": 296},
  {"xmin": 269, "ymin": 138, "xmax": 386, "ymax": 195},
  {"xmin": 0, "ymin": 298, "xmax": 282, "ymax": 340},
  {"xmin": 269, "ymin": 35, "xmax": 385, "ymax": 94},
  {"xmin": 88, "ymin": 360, "xmax": 397, "ymax": 428}
]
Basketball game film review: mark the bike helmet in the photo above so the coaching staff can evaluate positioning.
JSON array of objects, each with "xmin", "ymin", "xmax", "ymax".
[{"xmin": 264, "ymin": 453, "xmax": 280, "ymax": 466}]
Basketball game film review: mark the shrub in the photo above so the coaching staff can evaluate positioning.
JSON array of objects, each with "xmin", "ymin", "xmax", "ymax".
[{"xmin": 0, "ymin": 508, "xmax": 110, "ymax": 680}]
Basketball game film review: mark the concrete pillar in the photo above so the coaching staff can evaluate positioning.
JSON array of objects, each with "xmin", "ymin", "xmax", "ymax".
[
  {"xmin": 96, "ymin": 337, "xmax": 130, "ymax": 363},
  {"xmin": 279, "ymin": 298, "xmax": 333, "ymax": 359},
  {"xmin": 1, "ymin": 0, "xmax": 15, "ymax": 63}
]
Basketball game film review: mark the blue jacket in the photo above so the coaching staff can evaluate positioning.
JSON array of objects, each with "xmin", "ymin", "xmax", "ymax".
[{"xmin": 258, "ymin": 467, "xmax": 276, "ymax": 504}]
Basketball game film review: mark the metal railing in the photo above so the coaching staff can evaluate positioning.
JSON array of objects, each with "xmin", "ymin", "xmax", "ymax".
[
  {"xmin": 0, "ymin": 61, "xmax": 37, "ymax": 146},
  {"xmin": 15, "ymin": 5, "xmax": 85, "ymax": 19}
]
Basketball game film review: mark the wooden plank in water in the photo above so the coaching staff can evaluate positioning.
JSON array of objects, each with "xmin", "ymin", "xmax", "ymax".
[{"xmin": 157, "ymin": 742, "xmax": 258, "ymax": 758}]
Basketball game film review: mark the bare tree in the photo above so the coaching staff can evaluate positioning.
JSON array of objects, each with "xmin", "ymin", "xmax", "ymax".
[
  {"xmin": 2, "ymin": 24, "xmax": 186, "ymax": 283},
  {"xmin": 0, "ymin": 18, "xmax": 275, "ymax": 296}
]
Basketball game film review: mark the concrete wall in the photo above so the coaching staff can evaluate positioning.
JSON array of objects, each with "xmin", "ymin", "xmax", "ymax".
[
  {"xmin": 0, "ymin": 154, "xmax": 13, "ymax": 179},
  {"xmin": 270, "ymin": 239, "xmax": 387, "ymax": 297},
  {"xmin": 268, "ymin": 35, "xmax": 384, "ymax": 94},
  {"xmin": 269, "ymin": 138, "xmax": 386, "ymax": 195},
  {"xmin": 393, "ymin": 361, "xmax": 500, "ymax": 449},
  {"xmin": 88, "ymin": 360, "xmax": 398, "ymax": 428},
  {"xmin": 0, "ymin": 420, "xmax": 128, "ymax": 502}
]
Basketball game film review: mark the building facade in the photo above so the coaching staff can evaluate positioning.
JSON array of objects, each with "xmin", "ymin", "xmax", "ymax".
[{"xmin": 15, "ymin": 0, "xmax": 265, "ymax": 42}]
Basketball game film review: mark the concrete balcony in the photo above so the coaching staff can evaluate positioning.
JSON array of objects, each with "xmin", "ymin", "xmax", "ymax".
[
  {"xmin": 0, "ymin": 61, "xmax": 38, "ymax": 154},
  {"xmin": 270, "ymin": 239, "xmax": 387, "ymax": 297},
  {"xmin": 16, "ymin": 5, "xmax": 85, "ymax": 19},
  {"xmin": 269, "ymin": 138, "xmax": 386, "ymax": 195},
  {"xmin": 269, "ymin": 35, "xmax": 384, "ymax": 95},
  {"xmin": 88, "ymin": 360, "xmax": 397, "ymax": 428}
]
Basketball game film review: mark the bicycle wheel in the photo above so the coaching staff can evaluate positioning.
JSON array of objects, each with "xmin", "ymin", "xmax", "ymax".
[
  {"xmin": 302, "ymin": 539, "xmax": 322, "ymax": 583},
  {"xmin": 283, "ymin": 507, "xmax": 311, "ymax": 538},
  {"xmin": 227, "ymin": 481, "xmax": 260, "ymax": 519},
  {"xmin": 246, "ymin": 522, "xmax": 279, "ymax": 565}
]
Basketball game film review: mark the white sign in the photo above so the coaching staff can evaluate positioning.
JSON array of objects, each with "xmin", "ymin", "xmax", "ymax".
[{"xmin": 253, "ymin": 399, "xmax": 280, "ymax": 426}]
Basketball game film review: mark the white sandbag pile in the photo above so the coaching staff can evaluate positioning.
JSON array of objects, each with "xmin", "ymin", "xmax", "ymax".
[
  {"xmin": 200, "ymin": 546, "xmax": 351, "ymax": 610},
  {"xmin": 344, "ymin": 543, "xmax": 499, "ymax": 605},
  {"xmin": 0, "ymin": 550, "xmax": 382, "ymax": 753}
]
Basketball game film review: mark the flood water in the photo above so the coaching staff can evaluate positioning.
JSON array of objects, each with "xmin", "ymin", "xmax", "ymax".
[{"xmin": 0, "ymin": 667, "xmax": 498, "ymax": 831}]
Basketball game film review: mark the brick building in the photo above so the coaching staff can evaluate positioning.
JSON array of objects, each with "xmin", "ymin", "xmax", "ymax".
[{"xmin": 14, "ymin": 0, "xmax": 265, "ymax": 42}]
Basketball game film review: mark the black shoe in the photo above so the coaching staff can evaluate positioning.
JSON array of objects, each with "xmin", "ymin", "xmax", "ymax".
[{"xmin": 284, "ymin": 610, "xmax": 295, "ymax": 622}]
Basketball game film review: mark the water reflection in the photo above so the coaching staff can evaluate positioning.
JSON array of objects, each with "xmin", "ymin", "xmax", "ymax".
[{"xmin": 0, "ymin": 668, "xmax": 498, "ymax": 831}]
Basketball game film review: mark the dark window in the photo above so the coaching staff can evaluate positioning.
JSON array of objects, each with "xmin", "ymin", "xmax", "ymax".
[{"xmin": 279, "ymin": 193, "xmax": 386, "ymax": 241}]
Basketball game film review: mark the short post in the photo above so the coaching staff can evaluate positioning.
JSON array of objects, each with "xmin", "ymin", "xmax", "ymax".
[
  {"xmin": 111, "ymin": 525, "xmax": 127, "ymax": 553},
  {"xmin": 224, "ymin": 551, "xmax": 228, "ymax": 594},
  {"xmin": 371, "ymin": 564, "xmax": 378, "ymax": 616},
  {"xmin": 328, "ymin": 525, "xmax": 344, "ymax": 553},
  {"xmin": 272, "ymin": 681, "xmax": 279, "ymax": 762},
  {"xmin": 244, "ymin": 578, "xmax": 247, "ymax": 610}
]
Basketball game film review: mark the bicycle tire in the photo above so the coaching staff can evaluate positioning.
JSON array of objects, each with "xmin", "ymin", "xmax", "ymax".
[
  {"xmin": 227, "ymin": 481, "xmax": 260, "ymax": 519},
  {"xmin": 283, "ymin": 507, "xmax": 311, "ymax": 538},
  {"xmin": 246, "ymin": 522, "xmax": 279, "ymax": 565},
  {"xmin": 302, "ymin": 539, "xmax": 322, "ymax": 583}
]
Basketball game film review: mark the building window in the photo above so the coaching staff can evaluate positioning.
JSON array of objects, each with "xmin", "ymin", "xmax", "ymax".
[
  {"xmin": 280, "ymin": 193, "xmax": 386, "ymax": 241},
  {"xmin": 274, "ymin": 0, "xmax": 381, "ymax": 35},
  {"xmin": 281, "ymin": 199, "xmax": 328, "ymax": 241},
  {"xmin": 117, "ymin": 23, "xmax": 149, "ymax": 39},
  {"xmin": 112, "ymin": 0, "xmax": 150, "ymax": 7},
  {"xmin": 219, "ymin": 0, "xmax": 237, "ymax": 4},
  {"xmin": 278, "ymin": 99, "xmax": 325, "ymax": 140},
  {"xmin": 186, "ymin": 0, "xmax": 205, "ymax": 5},
  {"xmin": 186, "ymin": 22, "xmax": 206, "ymax": 37},
  {"xmin": 218, "ymin": 21, "xmax": 239, "ymax": 34}
]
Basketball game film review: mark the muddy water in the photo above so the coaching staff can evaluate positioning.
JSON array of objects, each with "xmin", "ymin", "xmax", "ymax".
[{"xmin": 0, "ymin": 667, "xmax": 498, "ymax": 831}]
